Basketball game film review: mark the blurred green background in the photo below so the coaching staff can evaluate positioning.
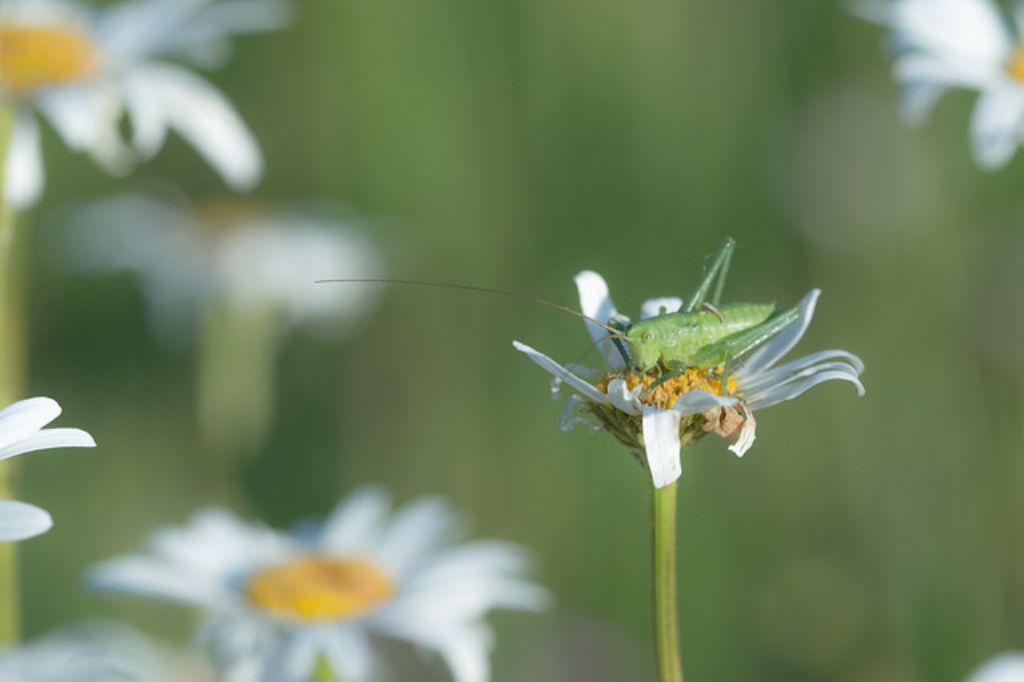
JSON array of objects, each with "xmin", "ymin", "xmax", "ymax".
[{"xmin": 11, "ymin": 0, "xmax": 1024, "ymax": 679}]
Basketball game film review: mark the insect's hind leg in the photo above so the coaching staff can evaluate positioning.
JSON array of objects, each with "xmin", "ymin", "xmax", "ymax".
[{"xmin": 685, "ymin": 237, "xmax": 735, "ymax": 312}]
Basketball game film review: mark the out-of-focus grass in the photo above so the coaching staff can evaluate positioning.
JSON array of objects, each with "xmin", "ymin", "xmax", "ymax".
[{"xmin": 13, "ymin": 0, "xmax": 1024, "ymax": 679}]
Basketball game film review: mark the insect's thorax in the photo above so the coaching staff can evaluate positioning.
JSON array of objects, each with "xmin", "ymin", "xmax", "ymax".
[{"xmin": 627, "ymin": 303, "xmax": 774, "ymax": 370}]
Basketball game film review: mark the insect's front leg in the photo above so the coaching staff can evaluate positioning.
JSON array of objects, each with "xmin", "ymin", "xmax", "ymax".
[
  {"xmin": 684, "ymin": 237, "xmax": 735, "ymax": 312},
  {"xmin": 608, "ymin": 318, "xmax": 632, "ymax": 367}
]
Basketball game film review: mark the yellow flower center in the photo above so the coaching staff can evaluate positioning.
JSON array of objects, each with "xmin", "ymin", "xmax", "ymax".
[
  {"xmin": 0, "ymin": 24, "xmax": 100, "ymax": 94},
  {"xmin": 246, "ymin": 556, "xmax": 395, "ymax": 621},
  {"xmin": 597, "ymin": 367, "xmax": 737, "ymax": 410},
  {"xmin": 1007, "ymin": 45, "xmax": 1024, "ymax": 82},
  {"xmin": 197, "ymin": 199, "xmax": 272, "ymax": 233}
]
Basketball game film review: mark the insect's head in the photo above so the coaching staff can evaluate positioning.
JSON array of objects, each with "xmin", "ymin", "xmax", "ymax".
[{"xmin": 625, "ymin": 321, "xmax": 662, "ymax": 372}]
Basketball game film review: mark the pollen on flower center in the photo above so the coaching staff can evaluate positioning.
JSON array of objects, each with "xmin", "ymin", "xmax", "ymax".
[
  {"xmin": 597, "ymin": 367, "xmax": 737, "ymax": 410},
  {"xmin": 1007, "ymin": 45, "xmax": 1024, "ymax": 82},
  {"xmin": 246, "ymin": 556, "xmax": 395, "ymax": 621},
  {"xmin": 0, "ymin": 24, "xmax": 99, "ymax": 93}
]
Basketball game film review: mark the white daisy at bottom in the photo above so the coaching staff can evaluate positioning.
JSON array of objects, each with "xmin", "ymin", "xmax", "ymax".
[
  {"xmin": 967, "ymin": 653, "xmax": 1024, "ymax": 682},
  {"xmin": 0, "ymin": 620, "xmax": 154, "ymax": 682},
  {"xmin": 90, "ymin": 488, "xmax": 550, "ymax": 682},
  {"xmin": 514, "ymin": 271, "xmax": 865, "ymax": 489},
  {"xmin": 0, "ymin": 397, "xmax": 96, "ymax": 541}
]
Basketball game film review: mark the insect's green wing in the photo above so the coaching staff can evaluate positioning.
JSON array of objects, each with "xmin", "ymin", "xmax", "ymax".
[{"xmin": 689, "ymin": 304, "xmax": 801, "ymax": 369}]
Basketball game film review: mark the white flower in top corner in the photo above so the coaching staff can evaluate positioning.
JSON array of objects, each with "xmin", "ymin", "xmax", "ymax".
[
  {"xmin": 0, "ymin": 397, "xmax": 95, "ymax": 542},
  {"xmin": 64, "ymin": 193, "xmax": 383, "ymax": 342},
  {"xmin": 967, "ymin": 652, "xmax": 1024, "ymax": 682},
  {"xmin": 513, "ymin": 271, "xmax": 864, "ymax": 489},
  {"xmin": 858, "ymin": 0, "xmax": 1024, "ymax": 169},
  {"xmin": 0, "ymin": 0, "xmax": 290, "ymax": 207},
  {"xmin": 90, "ymin": 488, "xmax": 550, "ymax": 682}
]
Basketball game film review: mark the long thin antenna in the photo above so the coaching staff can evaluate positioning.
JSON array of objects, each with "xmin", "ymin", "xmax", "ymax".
[{"xmin": 315, "ymin": 277, "xmax": 627, "ymax": 337}]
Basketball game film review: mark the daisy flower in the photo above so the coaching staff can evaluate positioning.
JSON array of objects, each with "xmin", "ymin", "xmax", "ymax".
[
  {"xmin": 967, "ymin": 653, "xmax": 1024, "ymax": 682},
  {"xmin": 858, "ymin": 0, "xmax": 1024, "ymax": 169},
  {"xmin": 90, "ymin": 488, "xmax": 550, "ymax": 682},
  {"xmin": 0, "ymin": 0, "xmax": 289, "ymax": 207},
  {"xmin": 64, "ymin": 192, "xmax": 382, "ymax": 341},
  {"xmin": 64, "ymin": 192, "xmax": 381, "ymax": 457},
  {"xmin": 0, "ymin": 397, "xmax": 95, "ymax": 542},
  {"xmin": 514, "ymin": 271, "xmax": 865, "ymax": 489}
]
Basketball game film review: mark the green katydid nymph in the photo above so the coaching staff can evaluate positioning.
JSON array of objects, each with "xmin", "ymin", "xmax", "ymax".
[{"xmin": 317, "ymin": 237, "xmax": 803, "ymax": 396}]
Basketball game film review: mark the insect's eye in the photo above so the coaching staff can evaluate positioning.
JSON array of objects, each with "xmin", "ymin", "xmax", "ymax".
[{"xmin": 642, "ymin": 330, "xmax": 654, "ymax": 343}]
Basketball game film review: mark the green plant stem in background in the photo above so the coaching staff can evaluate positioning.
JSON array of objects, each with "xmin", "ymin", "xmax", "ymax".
[
  {"xmin": 197, "ymin": 301, "xmax": 278, "ymax": 469},
  {"xmin": 653, "ymin": 482, "xmax": 683, "ymax": 682},
  {"xmin": 312, "ymin": 656, "xmax": 338, "ymax": 682},
  {"xmin": 0, "ymin": 103, "xmax": 21, "ymax": 646}
]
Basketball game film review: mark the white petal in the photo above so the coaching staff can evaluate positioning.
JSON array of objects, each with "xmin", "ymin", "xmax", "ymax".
[
  {"xmin": 641, "ymin": 406, "xmax": 682, "ymax": 488},
  {"xmin": 122, "ymin": 63, "xmax": 262, "ymax": 189},
  {"xmin": 320, "ymin": 487, "xmax": 392, "ymax": 554},
  {"xmin": 5, "ymin": 111, "xmax": 44, "ymax": 208},
  {"xmin": 437, "ymin": 625, "xmax": 493, "ymax": 682},
  {"xmin": 36, "ymin": 85, "xmax": 115, "ymax": 151},
  {"xmin": 317, "ymin": 627, "xmax": 374, "ymax": 682},
  {"xmin": 727, "ymin": 410, "xmax": 757, "ymax": 457},
  {"xmin": 734, "ymin": 289, "xmax": 819, "ymax": 379},
  {"xmin": 0, "ymin": 500, "xmax": 52, "ymax": 541},
  {"xmin": 0, "ymin": 397, "xmax": 62, "ymax": 446},
  {"xmin": 870, "ymin": 0, "xmax": 1013, "ymax": 66},
  {"xmin": 640, "ymin": 297, "xmax": 684, "ymax": 319},
  {"xmin": 746, "ymin": 370, "xmax": 865, "ymax": 412},
  {"xmin": 893, "ymin": 53, "xmax": 1000, "ymax": 92},
  {"xmin": 968, "ymin": 652, "xmax": 1024, "ymax": 682},
  {"xmin": 89, "ymin": 556, "xmax": 236, "ymax": 608},
  {"xmin": 149, "ymin": 509, "xmax": 290, "ymax": 577},
  {"xmin": 272, "ymin": 631, "xmax": 320, "ymax": 682},
  {"xmin": 574, "ymin": 270, "xmax": 627, "ymax": 370},
  {"xmin": 556, "ymin": 395, "xmax": 597, "ymax": 432},
  {"xmin": 606, "ymin": 378, "xmax": 641, "ymax": 415},
  {"xmin": 512, "ymin": 341, "xmax": 610, "ymax": 404},
  {"xmin": 738, "ymin": 350, "xmax": 864, "ymax": 395},
  {"xmin": 971, "ymin": 87, "xmax": 1024, "ymax": 170},
  {"xmin": 900, "ymin": 81, "xmax": 947, "ymax": 124},
  {"xmin": 674, "ymin": 390, "xmax": 737, "ymax": 415},
  {"xmin": 0, "ymin": 427, "xmax": 95, "ymax": 462},
  {"xmin": 375, "ymin": 496, "xmax": 460, "ymax": 574}
]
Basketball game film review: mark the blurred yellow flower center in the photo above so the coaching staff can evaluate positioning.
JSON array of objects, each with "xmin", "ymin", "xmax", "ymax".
[
  {"xmin": 598, "ymin": 367, "xmax": 736, "ymax": 410},
  {"xmin": 197, "ymin": 199, "xmax": 271, "ymax": 234},
  {"xmin": 246, "ymin": 556, "xmax": 395, "ymax": 621},
  {"xmin": 1007, "ymin": 45, "xmax": 1024, "ymax": 82},
  {"xmin": 0, "ymin": 24, "xmax": 99, "ymax": 93}
]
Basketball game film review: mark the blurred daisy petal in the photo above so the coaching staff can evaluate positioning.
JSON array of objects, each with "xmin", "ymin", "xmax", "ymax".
[{"xmin": 0, "ymin": 501, "xmax": 52, "ymax": 542}]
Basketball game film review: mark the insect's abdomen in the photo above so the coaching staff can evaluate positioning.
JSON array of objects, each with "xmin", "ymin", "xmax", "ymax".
[{"xmin": 659, "ymin": 303, "xmax": 774, "ymax": 365}]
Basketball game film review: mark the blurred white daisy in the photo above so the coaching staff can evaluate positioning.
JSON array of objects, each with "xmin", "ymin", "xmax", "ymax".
[
  {"xmin": 64, "ymin": 192, "xmax": 382, "ymax": 457},
  {"xmin": 0, "ymin": 620, "xmax": 153, "ymax": 681},
  {"xmin": 967, "ymin": 653, "xmax": 1024, "ymax": 682},
  {"xmin": 91, "ymin": 488, "xmax": 550, "ymax": 682},
  {"xmin": 514, "ymin": 272, "xmax": 864, "ymax": 489},
  {"xmin": 0, "ymin": 397, "xmax": 95, "ymax": 541},
  {"xmin": 858, "ymin": 0, "xmax": 1024, "ymax": 169},
  {"xmin": 64, "ymin": 192, "xmax": 381, "ymax": 341},
  {"xmin": 0, "ymin": 0, "xmax": 289, "ymax": 207}
]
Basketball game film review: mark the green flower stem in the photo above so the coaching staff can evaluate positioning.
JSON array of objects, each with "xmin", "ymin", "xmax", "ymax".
[
  {"xmin": 653, "ymin": 481, "xmax": 683, "ymax": 682},
  {"xmin": 197, "ymin": 300, "xmax": 278, "ymax": 465},
  {"xmin": 0, "ymin": 103, "xmax": 21, "ymax": 646},
  {"xmin": 312, "ymin": 656, "xmax": 338, "ymax": 682}
]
